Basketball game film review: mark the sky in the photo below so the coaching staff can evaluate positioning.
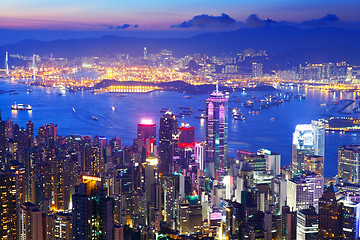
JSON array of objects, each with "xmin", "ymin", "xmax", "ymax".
[{"xmin": 1, "ymin": 0, "xmax": 360, "ymax": 31}]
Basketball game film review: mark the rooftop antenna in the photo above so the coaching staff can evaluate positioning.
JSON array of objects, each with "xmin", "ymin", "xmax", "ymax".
[
  {"xmin": 32, "ymin": 54, "xmax": 36, "ymax": 81},
  {"xmin": 216, "ymin": 80, "xmax": 219, "ymax": 93},
  {"xmin": 5, "ymin": 51, "xmax": 9, "ymax": 76}
]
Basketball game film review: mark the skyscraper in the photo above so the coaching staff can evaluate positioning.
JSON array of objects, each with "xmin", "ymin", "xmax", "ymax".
[
  {"xmin": 287, "ymin": 172, "xmax": 324, "ymax": 212},
  {"xmin": 318, "ymin": 184, "xmax": 343, "ymax": 239},
  {"xmin": 205, "ymin": 84, "xmax": 228, "ymax": 177},
  {"xmin": 338, "ymin": 145, "xmax": 360, "ymax": 184},
  {"xmin": 72, "ymin": 175, "xmax": 114, "ymax": 240},
  {"xmin": 136, "ymin": 120, "xmax": 156, "ymax": 154},
  {"xmin": 158, "ymin": 111, "xmax": 178, "ymax": 175},
  {"xmin": 292, "ymin": 120, "xmax": 325, "ymax": 174},
  {"xmin": 0, "ymin": 170, "xmax": 17, "ymax": 239},
  {"xmin": 178, "ymin": 123, "xmax": 195, "ymax": 149},
  {"xmin": 296, "ymin": 207, "xmax": 318, "ymax": 240}
]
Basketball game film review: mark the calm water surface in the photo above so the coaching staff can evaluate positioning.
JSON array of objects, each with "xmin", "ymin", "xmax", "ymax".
[{"xmin": 1, "ymin": 79, "xmax": 359, "ymax": 177}]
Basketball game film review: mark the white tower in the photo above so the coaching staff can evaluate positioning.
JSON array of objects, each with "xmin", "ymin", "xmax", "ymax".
[
  {"xmin": 5, "ymin": 51, "xmax": 9, "ymax": 76},
  {"xmin": 32, "ymin": 54, "xmax": 36, "ymax": 81},
  {"xmin": 144, "ymin": 47, "xmax": 147, "ymax": 60}
]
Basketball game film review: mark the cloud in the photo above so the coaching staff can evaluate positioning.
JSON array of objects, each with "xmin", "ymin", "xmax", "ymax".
[
  {"xmin": 301, "ymin": 14, "xmax": 340, "ymax": 27},
  {"xmin": 109, "ymin": 24, "xmax": 139, "ymax": 30},
  {"xmin": 171, "ymin": 13, "xmax": 356, "ymax": 31},
  {"xmin": 171, "ymin": 13, "xmax": 236, "ymax": 28}
]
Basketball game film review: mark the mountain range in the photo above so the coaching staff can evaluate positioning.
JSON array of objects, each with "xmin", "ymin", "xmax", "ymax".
[{"xmin": 1, "ymin": 25, "xmax": 360, "ymax": 67}]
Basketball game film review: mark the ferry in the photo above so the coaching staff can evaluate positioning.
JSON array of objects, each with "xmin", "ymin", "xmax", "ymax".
[
  {"xmin": 72, "ymin": 108, "xmax": 76, "ymax": 112},
  {"xmin": 12, "ymin": 103, "xmax": 32, "ymax": 111},
  {"xmin": 179, "ymin": 106, "xmax": 191, "ymax": 110},
  {"xmin": 232, "ymin": 108, "xmax": 245, "ymax": 121},
  {"xmin": 160, "ymin": 108, "xmax": 170, "ymax": 113},
  {"xmin": 195, "ymin": 113, "xmax": 207, "ymax": 119}
]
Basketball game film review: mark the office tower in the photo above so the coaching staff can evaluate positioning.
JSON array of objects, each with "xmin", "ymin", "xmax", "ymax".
[
  {"xmin": 263, "ymin": 150, "xmax": 281, "ymax": 175},
  {"xmin": 341, "ymin": 200, "xmax": 360, "ymax": 239},
  {"xmin": 178, "ymin": 123, "xmax": 195, "ymax": 148},
  {"xmin": 194, "ymin": 142, "xmax": 204, "ymax": 170},
  {"xmin": 46, "ymin": 212, "xmax": 72, "ymax": 240},
  {"xmin": 296, "ymin": 207, "xmax": 318, "ymax": 240},
  {"xmin": 287, "ymin": 172, "xmax": 324, "ymax": 212},
  {"xmin": 318, "ymin": 184, "xmax": 343, "ymax": 239},
  {"xmin": 20, "ymin": 202, "xmax": 43, "ymax": 240},
  {"xmin": 281, "ymin": 205, "xmax": 297, "ymax": 240},
  {"xmin": 338, "ymin": 145, "xmax": 360, "ymax": 184},
  {"xmin": 292, "ymin": 120, "xmax": 325, "ymax": 174},
  {"xmin": 304, "ymin": 155, "xmax": 324, "ymax": 177},
  {"xmin": 72, "ymin": 175, "xmax": 114, "ymax": 240},
  {"xmin": 158, "ymin": 112, "xmax": 178, "ymax": 174},
  {"xmin": 0, "ymin": 170, "xmax": 17, "ymax": 239},
  {"xmin": 136, "ymin": 119, "xmax": 156, "ymax": 154},
  {"xmin": 0, "ymin": 111, "xmax": 6, "ymax": 167},
  {"xmin": 205, "ymin": 85, "xmax": 228, "ymax": 177},
  {"xmin": 252, "ymin": 62, "xmax": 263, "ymax": 78}
]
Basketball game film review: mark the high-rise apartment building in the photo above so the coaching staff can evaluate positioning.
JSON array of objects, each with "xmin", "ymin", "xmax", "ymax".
[{"xmin": 72, "ymin": 175, "xmax": 114, "ymax": 240}]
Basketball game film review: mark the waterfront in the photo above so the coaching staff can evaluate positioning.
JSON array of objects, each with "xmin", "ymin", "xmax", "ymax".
[{"xmin": 1, "ymin": 78, "xmax": 360, "ymax": 177}]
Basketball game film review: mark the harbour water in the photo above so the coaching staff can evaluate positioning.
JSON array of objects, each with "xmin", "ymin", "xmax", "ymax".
[{"xmin": 1, "ymin": 78, "xmax": 360, "ymax": 177}]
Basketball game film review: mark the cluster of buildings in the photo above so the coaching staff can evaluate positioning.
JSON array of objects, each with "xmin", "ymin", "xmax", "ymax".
[{"xmin": 1, "ymin": 87, "xmax": 360, "ymax": 239}]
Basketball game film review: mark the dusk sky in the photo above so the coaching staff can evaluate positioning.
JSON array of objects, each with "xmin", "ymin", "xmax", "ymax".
[{"xmin": 1, "ymin": 0, "xmax": 360, "ymax": 30}]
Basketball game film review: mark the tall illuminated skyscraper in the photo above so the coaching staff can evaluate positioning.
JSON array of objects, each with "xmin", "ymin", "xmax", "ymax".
[
  {"xmin": 292, "ymin": 120, "xmax": 325, "ymax": 174},
  {"xmin": 205, "ymin": 84, "xmax": 228, "ymax": 177},
  {"xmin": 135, "ymin": 120, "xmax": 156, "ymax": 154},
  {"xmin": 159, "ymin": 111, "xmax": 178, "ymax": 174}
]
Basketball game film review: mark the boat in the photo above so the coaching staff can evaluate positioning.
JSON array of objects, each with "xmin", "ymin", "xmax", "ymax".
[
  {"xmin": 112, "ymin": 107, "xmax": 115, "ymax": 111},
  {"xmin": 27, "ymin": 89, "xmax": 33, "ymax": 93},
  {"xmin": 232, "ymin": 108, "xmax": 245, "ymax": 121},
  {"xmin": 72, "ymin": 108, "xmax": 76, "ymax": 112},
  {"xmin": 180, "ymin": 110, "xmax": 193, "ymax": 115},
  {"xmin": 195, "ymin": 113, "xmax": 207, "ymax": 119},
  {"xmin": 116, "ymin": 94, "xmax": 126, "ymax": 97},
  {"xmin": 92, "ymin": 116, "xmax": 98, "ymax": 121},
  {"xmin": 184, "ymin": 96, "xmax": 191, "ymax": 99},
  {"xmin": 179, "ymin": 106, "xmax": 191, "ymax": 110},
  {"xmin": 198, "ymin": 108, "xmax": 206, "ymax": 112},
  {"xmin": 12, "ymin": 103, "xmax": 32, "ymax": 111},
  {"xmin": 160, "ymin": 108, "xmax": 170, "ymax": 113}
]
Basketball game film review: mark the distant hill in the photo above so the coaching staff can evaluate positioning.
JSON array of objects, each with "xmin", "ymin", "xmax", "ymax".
[{"xmin": 1, "ymin": 26, "xmax": 360, "ymax": 66}]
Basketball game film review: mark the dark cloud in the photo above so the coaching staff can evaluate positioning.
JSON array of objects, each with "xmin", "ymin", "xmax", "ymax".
[
  {"xmin": 109, "ymin": 24, "xmax": 138, "ymax": 30},
  {"xmin": 116, "ymin": 24, "xmax": 130, "ymax": 29},
  {"xmin": 171, "ymin": 13, "xmax": 360, "ymax": 31},
  {"xmin": 171, "ymin": 13, "xmax": 236, "ymax": 28},
  {"xmin": 301, "ymin": 14, "xmax": 340, "ymax": 27}
]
